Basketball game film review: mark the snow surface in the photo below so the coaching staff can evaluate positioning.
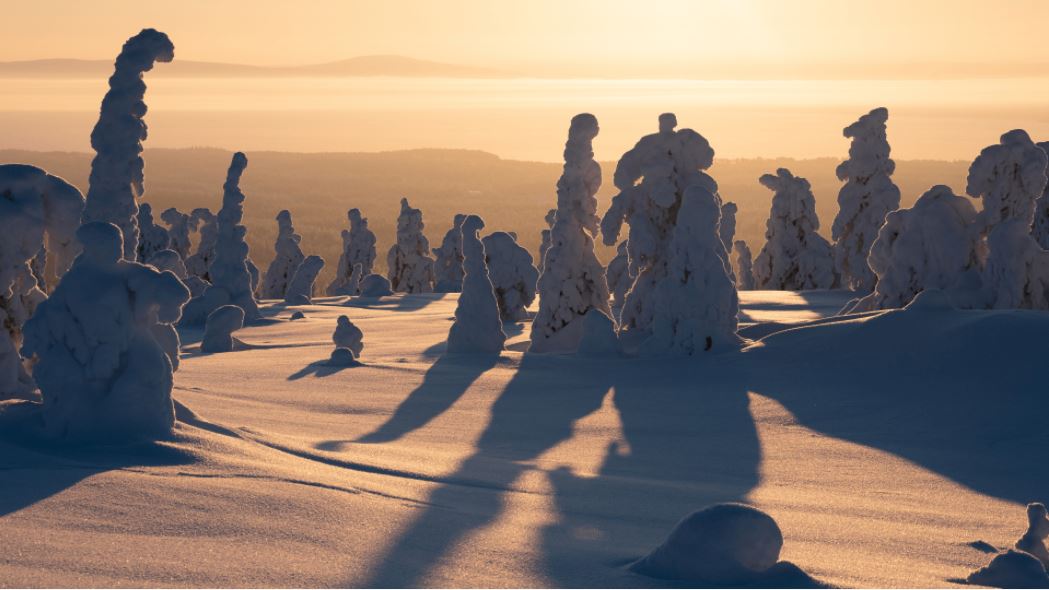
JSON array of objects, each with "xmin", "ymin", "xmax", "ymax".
[{"xmin": 1, "ymin": 288, "xmax": 1047, "ymax": 586}]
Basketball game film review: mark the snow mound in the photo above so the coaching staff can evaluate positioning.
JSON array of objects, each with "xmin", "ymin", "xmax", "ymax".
[
  {"xmin": 328, "ymin": 347, "xmax": 359, "ymax": 367},
  {"xmin": 967, "ymin": 550, "xmax": 1049, "ymax": 589},
  {"xmin": 576, "ymin": 308, "xmax": 620, "ymax": 356},
  {"xmin": 632, "ymin": 503, "xmax": 783, "ymax": 584},
  {"xmin": 285, "ymin": 255, "xmax": 324, "ymax": 305},
  {"xmin": 289, "ymin": 310, "xmax": 305, "ymax": 320},
  {"xmin": 201, "ymin": 305, "xmax": 244, "ymax": 354},
  {"xmin": 359, "ymin": 274, "xmax": 393, "ymax": 297},
  {"xmin": 333, "ymin": 315, "xmax": 364, "ymax": 358}
]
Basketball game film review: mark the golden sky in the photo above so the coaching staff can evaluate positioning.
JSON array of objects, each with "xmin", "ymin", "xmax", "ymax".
[{"xmin": 5, "ymin": 0, "xmax": 1049, "ymax": 77}]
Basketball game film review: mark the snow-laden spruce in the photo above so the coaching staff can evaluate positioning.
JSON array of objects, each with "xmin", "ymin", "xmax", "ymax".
[
  {"xmin": 967, "ymin": 130, "xmax": 1049, "ymax": 309},
  {"xmin": 538, "ymin": 208, "xmax": 556, "ymax": 272},
  {"xmin": 845, "ymin": 185, "xmax": 979, "ymax": 312},
  {"xmin": 81, "ymin": 29, "xmax": 174, "ymax": 261},
  {"xmin": 447, "ymin": 215, "xmax": 505, "ymax": 354},
  {"xmin": 720, "ymin": 201, "xmax": 737, "ymax": 255},
  {"xmin": 261, "ymin": 210, "xmax": 305, "ymax": 299},
  {"xmin": 160, "ymin": 207, "xmax": 193, "ymax": 260},
  {"xmin": 181, "ymin": 153, "xmax": 260, "ymax": 324},
  {"xmin": 285, "ymin": 255, "xmax": 325, "ymax": 305},
  {"xmin": 530, "ymin": 113, "xmax": 612, "ymax": 352},
  {"xmin": 147, "ymin": 249, "xmax": 188, "ymax": 278},
  {"xmin": 327, "ymin": 208, "xmax": 377, "ymax": 296},
  {"xmin": 433, "ymin": 214, "xmax": 467, "ymax": 292},
  {"xmin": 0, "ymin": 165, "xmax": 85, "ymax": 398},
  {"xmin": 201, "ymin": 305, "xmax": 244, "ymax": 354},
  {"xmin": 605, "ymin": 241, "xmax": 632, "ymax": 315},
  {"xmin": 333, "ymin": 315, "xmax": 364, "ymax": 358},
  {"xmin": 136, "ymin": 202, "xmax": 170, "ymax": 262},
  {"xmin": 184, "ymin": 207, "xmax": 217, "ymax": 281},
  {"xmin": 753, "ymin": 168, "xmax": 838, "ymax": 290},
  {"xmin": 387, "ymin": 198, "xmax": 435, "ymax": 293},
  {"xmin": 641, "ymin": 184, "xmax": 741, "ymax": 356},
  {"xmin": 21, "ymin": 222, "xmax": 190, "ymax": 441},
  {"xmin": 734, "ymin": 240, "xmax": 756, "ymax": 291},
  {"xmin": 831, "ymin": 107, "xmax": 901, "ymax": 292},
  {"xmin": 1033, "ymin": 142, "xmax": 1049, "ymax": 250},
  {"xmin": 482, "ymin": 231, "xmax": 539, "ymax": 321},
  {"xmin": 600, "ymin": 113, "xmax": 727, "ymax": 335}
]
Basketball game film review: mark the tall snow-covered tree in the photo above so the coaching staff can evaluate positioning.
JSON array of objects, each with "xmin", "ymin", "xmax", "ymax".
[
  {"xmin": 261, "ymin": 209, "xmax": 305, "ymax": 299},
  {"xmin": 538, "ymin": 208, "xmax": 556, "ymax": 272},
  {"xmin": 720, "ymin": 201, "xmax": 737, "ymax": 255},
  {"xmin": 433, "ymin": 214, "xmax": 467, "ymax": 292},
  {"xmin": 387, "ymin": 198, "xmax": 435, "ymax": 293},
  {"xmin": 160, "ymin": 207, "xmax": 193, "ymax": 260},
  {"xmin": 482, "ymin": 231, "xmax": 539, "ymax": 321},
  {"xmin": 285, "ymin": 255, "xmax": 325, "ymax": 305},
  {"xmin": 81, "ymin": 29, "xmax": 174, "ymax": 261},
  {"xmin": 184, "ymin": 207, "xmax": 217, "ymax": 281},
  {"xmin": 600, "ymin": 113, "xmax": 727, "ymax": 335},
  {"xmin": 530, "ymin": 113, "xmax": 612, "ymax": 352},
  {"xmin": 605, "ymin": 240, "xmax": 632, "ymax": 315},
  {"xmin": 447, "ymin": 216, "xmax": 505, "ymax": 354},
  {"xmin": 136, "ymin": 202, "xmax": 170, "ymax": 263},
  {"xmin": 327, "ymin": 208, "xmax": 377, "ymax": 296},
  {"xmin": 754, "ymin": 168, "xmax": 838, "ymax": 290},
  {"xmin": 1034, "ymin": 142, "xmax": 1049, "ymax": 250},
  {"xmin": 734, "ymin": 240, "xmax": 756, "ymax": 291},
  {"xmin": 832, "ymin": 107, "xmax": 901, "ymax": 292}
]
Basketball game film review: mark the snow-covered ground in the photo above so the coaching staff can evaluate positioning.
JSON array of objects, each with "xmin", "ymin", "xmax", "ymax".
[{"xmin": 1, "ymin": 290, "xmax": 1044, "ymax": 587}]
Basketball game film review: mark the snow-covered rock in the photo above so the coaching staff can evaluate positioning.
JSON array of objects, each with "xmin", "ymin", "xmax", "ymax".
[
  {"xmin": 605, "ymin": 241, "xmax": 632, "ymax": 316},
  {"xmin": 333, "ymin": 315, "xmax": 364, "ymax": 358},
  {"xmin": 184, "ymin": 207, "xmax": 217, "ymax": 281},
  {"xmin": 358, "ymin": 274, "xmax": 393, "ymax": 297},
  {"xmin": 600, "ymin": 113, "xmax": 726, "ymax": 335},
  {"xmin": 20, "ymin": 222, "xmax": 190, "ymax": 441},
  {"xmin": 135, "ymin": 202, "xmax": 170, "ymax": 263},
  {"xmin": 832, "ymin": 107, "xmax": 901, "ymax": 292},
  {"xmin": 576, "ymin": 308, "xmax": 620, "ymax": 356},
  {"xmin": 482, "ymin": 231, "xmax": 538, "ymax": 322},
  {"xmin": 285, "ymin": 255, "xmax": 324, "ymax": 305},
  {"xmin": 734, "ymin": 240, "xmax": 756, "ymax": 290},
  {"xmin": 845, "ymin": 185, "xmax": 979, "ymax": 312},
  {"xmin": 530, "ymin": 113, "xmax": 612, "ymax": 352},
  {"xmin": 81, "ymin": 29, "xmax": 174, "ymax": 261},
  {"xmin": 447, "ymin": 216, "xmax": 505, "ymax": 354},
  {"xmin": 327, "ymin": 208, "xmax": 377, "ymax": 296},
  {"xmin": 754, "ymin": 168, "xmax": 838, "ymax": 290},
  {"xmin": 201, "ymin": 305, "xmax": 244, "ymax": 354},
  {"xmin": 642, "ymin": 184, "xmax": 741, "ymax": 356},
  {"xmin": 538, "ymin": 208, "xmax": 556, "ymax": 272},
  {"xmin": 433, "ymin": 214, "xmax": 467, "ymax": 293},
  {"xmin": 160, "ymin": 207, "xmax": 193, "ymax": 259},
  {"xmin": 387, "ymin": 198, "xmax": 435, "ymax": 293},
  {"xmin": 261, "ymin": 210, "xmax": 305, "ymax": 299},
  {"xmin": 632, "ymin": 504, "xmax": 784, "ymax": 584},
  {"xmin": 181, "ymin": 153, "xmax": 260, "ymax": 324}
]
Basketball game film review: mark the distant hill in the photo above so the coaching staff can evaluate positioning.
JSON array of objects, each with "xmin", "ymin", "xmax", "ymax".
[{"xmin": 0, "ymin": 55, "xmax": 506, "ymax": 79}]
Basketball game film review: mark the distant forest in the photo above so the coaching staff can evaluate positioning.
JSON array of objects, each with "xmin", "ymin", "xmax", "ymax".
[{"xmin": 1, "ymin": 148, "xmax": 968, "ymax": 286}]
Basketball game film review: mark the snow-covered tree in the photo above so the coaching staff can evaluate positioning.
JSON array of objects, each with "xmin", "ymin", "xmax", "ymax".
[
  {"xmin": 184, "ymin": 207, "xmax": 217, "ymax": 281},
  {"xmin": 147, "ymin": 249, "xmax": 187, "ymax": 277},
  {"xmin": 642, "ymin": 185, "xmax": 741, "ymax": 355},
  {"xmin": 21, "ymin": 221, "xmax": 190, "ymax": 440},
  {"xmin": 387, "ymin": 198, "xmax": 435, "ymax": 293},
  {"xmin": 433, "ymin": 214, "xmax": 467, "ymax": 292},
  {"xmin": 734, "ymin": 240, "xmax": 756, "ymax": 291},
  {"xmin": 600, "ymin": 113, "xmax": 726, "ymax": 335},
  {"xmin": 1033, "ymin": 142, "xmax": 1049, "ymax": 250},
  {"xmin": 333, "ymin": 315, "xmax": 364, "ymax": 358},
  {"xmin": 0, "ymin": 165, "xmax": 85, "ymax": 398},
  {"xmin": 482, "ymin": 231, "xmax": 539, "ymax": 321},
  {"xmin": 538, "ymin": 208, "xmax": 556, "ymax": 272},
  {"xmin": 181, "ymin": 153, "xmax": 260, "ymax": 324},
  {"xmin": 359, "ymin": 274, "xmax": 393, "ymax": 297},
  {"xmin": 845, "ymin": 185, "xmax": 979, "ymax": 312},
  {"xmin": 967, "ymin": 130, "xmax": 1049, "ymax": 309},
  {"xmin": 530, "ymin": 113, "xmax": 612, "ymax": 352},
  {"xmin": 831, "ymin": 107, "xmax": 901, "ymax": 292},
  {"xmin": 720, "ymin": 202, "xmax": 737, "ymax": 255},
  {"xmin": 447, "ymin": 215, "xmax": 505, "ymax": 354},
  {"xmin": 201, "ymin": 305, "xmax": 244, "ymax": 353},
  {"xmin": 261, "ymin": 209, "xmax": 304, "ymax": 299},
  {"xmin": 159, "ymin": 207, "xmax": 194, "ymax": 260},
  {"xmin": 753, "ymin": 168, "xmax": 838, "ymax": 290},
  {"xmin": 136, "ymin": 202, "xmax": 170, "ymax": 263},
  {"xmin": 285, "ymin": 255, "xmax": 324, "ymax": 305},
  {"xmin": 81, "ymin": 29, "xmax": 174, "ymax": 261},
  {"xmin": 327, "ymin": 208, "xmax": 377, "ymax": 296},
  {"xmin": 605, "ymin": 241, "xmax": 632, "ymax": 315}
]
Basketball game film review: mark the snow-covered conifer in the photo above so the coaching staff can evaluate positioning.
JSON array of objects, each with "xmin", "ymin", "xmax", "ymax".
[
  {"xmin": 530, "ymin": 114, "xmax": 612, "ymax": 352},
  {"xmin": 538, "ymin": 208, "xmax": 556, "ymax": 272},
  {"xmin": 160, "ymin": 207, "xmax": 193, "ymax": 259},
  {"xmin": 201, "ymin": 305, "xmax": 244, "ymax": 353},
  {"xmin": 1033, "ymin": 142, "xmax": 1049, "ymax": 250},
  {"xmin": 845, "ymin": 185, "xmax": 979, "ymax": 312},
  {"xmin": 600, "ymin": 113, "xmax": 726, "ymax": 335},
  {"xmin": 261, "ymin": 209, "xmax": 304, "ymax": 299},
  {"xmin": 482, "ymin": 231, "xmax": 539, "ymax": 321},
  {"xmin": 21, "ymin": 222, "xmax": 190, "ymax": 440},
  {"xmin": 136, "ymin": 202, "xmax": 170, "ymax": 262},
  {"xmin": 433, "ymin": 214, "xmax": 467, "ymax": 292},
  {"xmin": 831, "ymin": 107, "xmax": 901, "ymax": 292},
  {"xmin": 386, "ymin": 198, "xmax": 435, "ymax": 293},
  {"xmin": 605, "ymin": 241, "xmax": 632, "ymax": 315},
  {"xmin": 285, "ymin": 255, "xmax": 324, "ymax": 305},
  {"xmin": 734, "ymin": 240, "xmax": 756, "ymax": 291},
  {"xmin": 184, "ymin": 207, "xmax": 217, "ymax": 281},
  {"xmin": 327, "ymin": 208, "xmax": 377, "ymax": 295},
  {"xmin": 720, "ymin": 201, "xmax": 737, "ymax": 255},
  {"xmin": 147, "ymin": 249, "xmax": 187, "ymax": 278},
  {"xmin": 753, "ymin": 169, "xmax": 838, "ymax": 290},
  {"xmin": 333, "ymin": 315, "xmax": 364, "ymax": 358},
  {"xmin": 642, "ymin": 185, "xmax": 741, "ymax": 356},
  {"xmin": 81, "ymin": 29, "xmax": 174, "ymax": 261},
  {"xmin": 447, "ymin": 216, "xmax": 505, "ymax": 353}
]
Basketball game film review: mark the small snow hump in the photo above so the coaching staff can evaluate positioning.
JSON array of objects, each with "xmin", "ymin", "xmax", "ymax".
[
  {"xmin": 201, "ymin": 305, "xmax": 244, "ymax": 354},
  {"xmin": 632, "ymin": 503, "xmax": 783, "ymax": 585},
  {"xmin": 967, "ymin": 550, "xmax": 1049, "ymax": 589},
  {"xmin": 358, "ymin": 273, "xmax": 393, "ymax": 297},
  {"xmin": 328, "ymin": 347, "xmax": 359, "ymax": 367}
]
